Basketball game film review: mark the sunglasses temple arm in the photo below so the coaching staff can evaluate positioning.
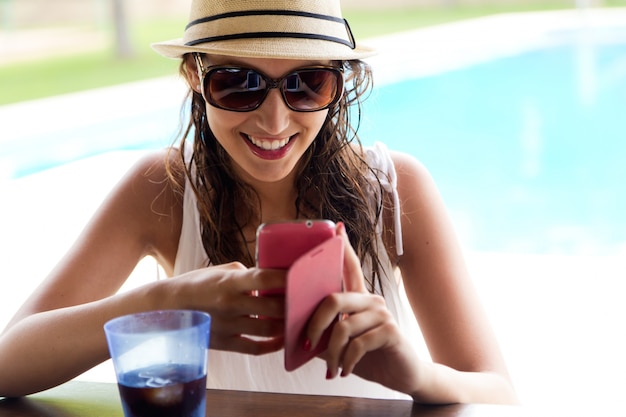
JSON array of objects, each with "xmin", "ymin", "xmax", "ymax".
[{"xmin": 193, "ymin": 53, "xmax": 206, "ymax": 91}]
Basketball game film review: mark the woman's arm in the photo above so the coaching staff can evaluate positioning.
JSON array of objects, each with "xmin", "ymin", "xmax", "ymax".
[
  {"xmin": 391, "ymin": 150, "xmax": 518, "ymax": 404},
  {"xmin": 0, "ymin": 151, "xmax": 183, "ymax": 396},
  {"xmin": 0, "ymin": 151, "xmax": 285, "ymax": 397}
]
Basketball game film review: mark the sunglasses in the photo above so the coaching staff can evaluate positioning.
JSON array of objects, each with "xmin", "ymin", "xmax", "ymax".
[{"xmin": 194, "ymin": 54, "xmax": 344, "ymax": 112}]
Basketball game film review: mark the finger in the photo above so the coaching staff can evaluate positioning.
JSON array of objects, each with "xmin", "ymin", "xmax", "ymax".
[
  {"xmin": 213, "ymin": 335, "xmax": 285, "ymax": 356},
  {"xmin": 324, "ymin": 308, "xmax": 388, "ymax": 378},
  {"xmin": 210, "ymin": 263, "xmax": 286, "ymax": 293},
  {"xmin": 307, "ymin": 292, "xmax": 387, "ymax": 347},
  {"xmin": 242, "ymin": 293, "xmax": 286, "ymax": 319},
  {"xmin": 209, "ymin": 286, "xmax": 285, "ymax": 319},
  {"xmin": 336, "ymin": 222, "xmax": 367, "ymax": 293},
  {"xmin": 210, "ymin": 315, "xmax": 284, "ymax": 339},
  {"xmin": 240, "ymin": 267, "xmax": 287, "ymax": 294},
  {"xmin": 339, "ymin": 322, "xmax": 399, "ymax": 377}
]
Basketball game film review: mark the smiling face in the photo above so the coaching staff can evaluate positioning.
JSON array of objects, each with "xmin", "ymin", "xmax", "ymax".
[{"xmin": 189, "ymin": 55, "xmax": 332, "ymax": 188}]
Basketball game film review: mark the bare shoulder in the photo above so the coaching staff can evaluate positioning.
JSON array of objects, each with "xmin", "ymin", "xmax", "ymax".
[
  {"xmin": 8, "ymin": 149, "xmax": 186, "ymax": 318},
  {"xmin": 122, "ymin": 148, "xmax": 185, "ymax": 194},
  {"xmin": 108, "ymin": 150, "xmax": 182, "ymax": 219},
  {"xmin": 387, "ymin": 150, "xmax": 441, "ymax": 207},
  {"xmin": 385, "ymin": 150, "xmax": 460, "ymax": 269},
  {"xmin": 388, "ymin": 150, "xmax": 431, "ymax": 180},
  {"xmin": 97, "ymin": 148, "xmax": 185, "ymax": 271}
]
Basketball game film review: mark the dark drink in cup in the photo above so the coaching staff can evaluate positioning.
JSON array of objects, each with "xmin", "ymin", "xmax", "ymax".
[
  {"xmin": 117, "ymin": 363, "xmax": 207, "ymax": 417},
  {"xmin": 104, "ymin": 310, "xmax": 211, "ymax": 417}
]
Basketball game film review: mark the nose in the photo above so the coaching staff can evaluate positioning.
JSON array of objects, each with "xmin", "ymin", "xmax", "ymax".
[{"xmin": 254, "ymin": 88, "xmax": 291, "ymax": 135}]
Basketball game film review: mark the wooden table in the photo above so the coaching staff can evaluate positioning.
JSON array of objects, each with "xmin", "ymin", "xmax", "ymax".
[{"xmin": 0, "ymin": 381, "xmax": 527, "ymax": 417}]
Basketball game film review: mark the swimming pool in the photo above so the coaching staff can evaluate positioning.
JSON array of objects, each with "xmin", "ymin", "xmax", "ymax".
[
  {"xmin": 359, "ymin": 29, "xmax": 626, "ymax": 256},
  {"xmin": 2, "ymin": 16, "xmax": 625, "ymax": 256},
  {"xmin": 0, "ymin": 77, "xmax": 185, "ymax": 179}
]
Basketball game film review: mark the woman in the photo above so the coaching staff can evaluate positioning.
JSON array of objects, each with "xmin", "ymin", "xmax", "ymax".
[{"xmin": 0, "ymin": 0, "xmax": 518, "ymax": 403}]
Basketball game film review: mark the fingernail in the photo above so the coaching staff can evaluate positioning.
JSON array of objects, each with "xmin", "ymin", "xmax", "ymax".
[
  {"xmin": 326, "ymin": 369, "xmax": 333, "ymax": 380},
  {"xmin": 303, "ymin": 338, "xmax": 312, "ymax": 351}
]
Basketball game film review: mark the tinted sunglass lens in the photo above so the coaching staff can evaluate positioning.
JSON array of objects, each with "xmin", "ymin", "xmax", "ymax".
[
  {"xmin": 207, "ymin": 68, "xmax": 267, "ymax": 111},
  {"xmin": 204, "ymin": 67, "xmax": 341, "ymax": 112},
  {"xmin": 283, "ymin": 69, "xmax": 340, "ymax": 111}
]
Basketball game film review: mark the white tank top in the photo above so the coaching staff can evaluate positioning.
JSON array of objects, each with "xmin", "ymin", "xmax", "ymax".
[{"xmin": 174, "ymin": 142, "xmax": 413, "ymax": 400}]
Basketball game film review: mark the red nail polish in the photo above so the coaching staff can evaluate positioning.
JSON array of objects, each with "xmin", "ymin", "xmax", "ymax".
[
  {"xmin": 326, "ymin": 369, "xmax": 333, "ymax": 380},
  {"xmin": 303, "ymin": 338, "xmax": 312, "ymax": 351}
]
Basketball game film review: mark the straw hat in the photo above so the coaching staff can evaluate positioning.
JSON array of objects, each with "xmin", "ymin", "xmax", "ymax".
[{"xmin": 152, "ymin": 0, "xmax": 376, "ymax": 60}]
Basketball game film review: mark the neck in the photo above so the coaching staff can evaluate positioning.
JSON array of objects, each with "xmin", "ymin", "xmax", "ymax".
[
  {"xmin": 254, "ymin": 178, "xmax": 299, "ymax": 223},
  {"xmin": 232, "ymin": 161, "xmax": 304, "ymax": 224}
]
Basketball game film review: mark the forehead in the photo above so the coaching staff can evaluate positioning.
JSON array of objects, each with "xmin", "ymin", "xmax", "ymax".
[{"xmin": 204, "ymin": 55, "xmax": 332, "ymax": 76}]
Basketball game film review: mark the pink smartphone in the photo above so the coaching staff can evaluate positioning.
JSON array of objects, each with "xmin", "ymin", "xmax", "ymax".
[
  {"xmin": 255, "ymin": 220, "xmax": 343, "ymax": 370},
  {"xmin": 256, "ymin": 219, "xmax": 336, "ymax": 270},
  {"xmin": 284, "ymin": 235, "xmax": 343, "ymax": 371}
]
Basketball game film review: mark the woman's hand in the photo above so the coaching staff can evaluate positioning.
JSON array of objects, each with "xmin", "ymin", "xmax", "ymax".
[
  {"xmin": 165, "ymin": 262, "xmax": 287, "ymax": 356},
  {"xmin": 305, "ymin": 223, "xmax": 423, "ymax": 396}
]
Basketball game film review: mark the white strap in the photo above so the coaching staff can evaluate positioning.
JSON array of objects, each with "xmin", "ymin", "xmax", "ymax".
[{"xmin": 365, "ymin": 142, "xmax": 404, "ymax": 256}]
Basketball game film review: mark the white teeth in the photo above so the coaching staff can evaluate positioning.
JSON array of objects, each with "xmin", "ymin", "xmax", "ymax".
[{"xmin": 248, "ymin": 136, "xmax": 290, "ymax": 150}]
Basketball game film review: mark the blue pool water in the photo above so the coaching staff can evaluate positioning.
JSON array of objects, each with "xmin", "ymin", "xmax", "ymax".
[
  {"xmin": 1, "ymin": 99, "xmax": 182, "ymax": 179},
  {"xmin": 360, "ymin": 37, "xmax": 626, "ymax": 255},
  {"xmin": 3, "ymin": 28, "xmax": 625, "ymax": 255}
]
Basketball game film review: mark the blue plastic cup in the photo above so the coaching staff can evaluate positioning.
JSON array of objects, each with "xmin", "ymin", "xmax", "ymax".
[{"xmin": 104, "ymin": 310, "xmax": 211, "ymax": 417}]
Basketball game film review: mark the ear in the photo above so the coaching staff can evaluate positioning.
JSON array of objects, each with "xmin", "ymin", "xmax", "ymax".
[{"xmin": 183, "ymin": 55, "xmax": 202, "ymax": 94}]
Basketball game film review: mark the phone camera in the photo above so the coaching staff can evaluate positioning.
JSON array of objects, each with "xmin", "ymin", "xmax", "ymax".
[{"xmin": 305, "ymin": 220, "xmax": 313, "ymax": 228}]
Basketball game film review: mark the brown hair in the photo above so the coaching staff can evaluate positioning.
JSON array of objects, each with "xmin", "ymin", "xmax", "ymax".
[{"xmin": 167, "ymin": 56, "xmax": 392, "ymax": 293}]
